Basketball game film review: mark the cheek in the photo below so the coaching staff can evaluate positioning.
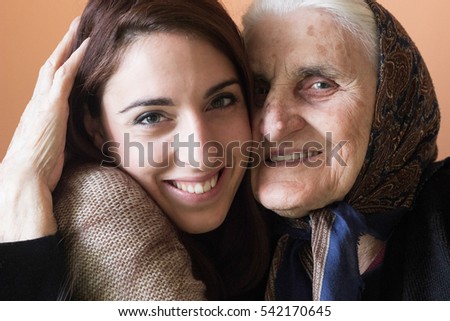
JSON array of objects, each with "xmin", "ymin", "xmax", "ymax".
[
  {"xmin": 104, "ymin": 127, "xmax": 167, "ymax": 171},
  {"xmin": 348, "ymin": 101, "xmax": 374, "ymax": 165},
  {"xmin": 331, "ymin": 98, "xmax": 373, "ymax": 156},
  {"xmin": 327, "ymin": 102, "xmax": 374, "ymax": 195},
  {"xmin": 146, "ymin": 138, "xmax": 171, "ymax": 164},
  {"xmin": 222, "ymin": 111, "xmax": 252, "ymax": 144},
  {"xmin": 219, "ymin": 115, "xmax": 252, "ymax": 171}
]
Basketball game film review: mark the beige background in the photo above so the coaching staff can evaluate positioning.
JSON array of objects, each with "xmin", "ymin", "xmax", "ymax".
[{"xmin": 1, "ymin": 0, "xmax": 448, "ymax": 160}]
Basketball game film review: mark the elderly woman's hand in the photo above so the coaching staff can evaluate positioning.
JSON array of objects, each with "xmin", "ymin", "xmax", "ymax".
[{"xmin": 0, "ymin": 18, "xmax": 89, "ymax": 242}]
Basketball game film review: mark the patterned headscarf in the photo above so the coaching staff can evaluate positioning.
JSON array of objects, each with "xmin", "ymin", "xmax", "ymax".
[{"xmin": 269, "ymin": 0, "xmax": 440, "ymax": 300}]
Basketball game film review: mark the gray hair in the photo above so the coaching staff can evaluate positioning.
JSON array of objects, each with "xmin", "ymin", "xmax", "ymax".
[{"xmin": 242, "ymin": 0, "xmax": 379, "ymax": 68}]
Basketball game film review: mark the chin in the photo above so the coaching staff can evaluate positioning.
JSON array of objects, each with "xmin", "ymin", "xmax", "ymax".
[
  {"xmin": 257, "ymin": 195, "xmax": 309, "ymax": 219},
  {"xmin": 177, "ymin": 213, "xmax": 227, "ymax": 234},
  {"xmin": 273, "ymin": 208, "xmax": 310, "ymax": 219}
]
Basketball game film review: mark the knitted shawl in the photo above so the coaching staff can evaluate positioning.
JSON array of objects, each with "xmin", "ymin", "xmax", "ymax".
[{"xmin": 53, "ymin": 164, "xmax": 206, "ymax": 300}]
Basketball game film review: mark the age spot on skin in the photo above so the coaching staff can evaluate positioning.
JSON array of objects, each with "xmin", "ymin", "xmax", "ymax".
[{"xmin": 316, "ymin": 44, "xmax": 328, "ymax": 56}]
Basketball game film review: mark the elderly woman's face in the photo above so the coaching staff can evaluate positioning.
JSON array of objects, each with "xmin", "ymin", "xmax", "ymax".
[{"xmin": 247, "ymin": 8, "xmax": 377, "ymax": 218}]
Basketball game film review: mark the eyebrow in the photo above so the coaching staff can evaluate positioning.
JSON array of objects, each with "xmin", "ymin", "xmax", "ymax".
[
  {"xmin": 204, "ymin": 78, "xmax": 240, "ymax": 98},
  {"xmin": 252, "ymin": 65, "xmax": 343, "ymax": 84},
  {"xmin": 118, "ymin": 78, "xmax": 240, "ymax": 114},
  {"xmin": 119, "ymin": 98, "xmax": 174, "ymax": 114},
  {"xmin": 293, "ymin": 65, "xmax": 343, "ymax": 79}
]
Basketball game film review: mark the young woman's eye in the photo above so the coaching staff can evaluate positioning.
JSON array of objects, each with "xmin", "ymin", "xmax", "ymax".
[
  {"xmin": 209, "ymin": 94, "xmax": 237, "ymax": 110},
  {"xmin": 134, "ymin": 112, "xmax": 167, "ymax": 126}
]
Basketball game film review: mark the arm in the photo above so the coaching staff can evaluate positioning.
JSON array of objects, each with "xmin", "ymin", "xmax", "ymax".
[
  {"xmin": 0, "ymin": 18, "xmax": 88, "ymax": 300},
  {"xmin": 53, "ymin": 163, "xmax": 206, "ymax": 300},
  {"xmin": 0, "ymin": 18, "xmax": 89, "ymax": 242},
  {"xmin": 0, "ymin": 235, "xmax": 65, "ymax": 300}
]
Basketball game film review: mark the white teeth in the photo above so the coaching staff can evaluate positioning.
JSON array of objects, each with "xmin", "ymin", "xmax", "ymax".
[
  {"xmin": 271, "ymin": 154, "xmax": 299, "ymax": 162},
  {"xmin": 211, "ymin": 175, "xmax": 217, "ymax": 188},
  {"xmin": 203, "ymin": 181, "xmax": 211, "ymax": 192},
  {"xmin": 172, "ymin": 173, "xmax": 219, "ymax": 194},
  {"xmin": 271, "ymin": 151, "xmax": 321, "ymax": 162},
  {"xmin": 194, "ymin": 184, "xmax": 203, "ymax": 194}
]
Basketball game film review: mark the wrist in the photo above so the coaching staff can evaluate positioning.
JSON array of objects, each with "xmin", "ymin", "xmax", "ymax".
[{"xmin": 0, "ymin": 171, "xmax": 57, "ymax": 242}]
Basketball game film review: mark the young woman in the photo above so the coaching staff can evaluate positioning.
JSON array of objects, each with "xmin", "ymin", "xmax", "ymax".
[{"xmin": 0, "ymin": 0, "xmax": 271, "ymax": 300}]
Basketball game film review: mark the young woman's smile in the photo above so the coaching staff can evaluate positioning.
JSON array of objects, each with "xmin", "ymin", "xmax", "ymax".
[{"xmin": 90, "ymin": 33, "xmax": 252, "ymax": 233}]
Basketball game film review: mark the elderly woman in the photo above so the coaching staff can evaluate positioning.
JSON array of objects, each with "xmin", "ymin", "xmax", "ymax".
[{"xmin": 243, "ymin": 0, "xmax": 450, "ymax": 300}]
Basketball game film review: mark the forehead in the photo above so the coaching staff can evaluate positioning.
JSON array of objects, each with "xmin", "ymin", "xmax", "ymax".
[
  {"xmin": 246, "ymin": 8, "xmax": 362, "ymax": 79},
  {"xmin": 105, "ymin": 32, "xmax": 236, "ymax": 88},
  {"xmin": 100, "ymin": 32, "xmax": 242, "ymax": 112}
]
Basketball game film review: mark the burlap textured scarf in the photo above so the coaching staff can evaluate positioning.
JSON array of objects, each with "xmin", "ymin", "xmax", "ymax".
[
  {"xmin": 268, "ymin": 0, "xmax": 440, "ymax": 300},
  {"xmin": 54, "ymin": 164, "xmax": 206, "ymax": 300}
]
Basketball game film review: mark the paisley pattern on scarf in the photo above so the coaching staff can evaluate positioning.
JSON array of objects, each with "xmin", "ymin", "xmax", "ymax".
[{"xmin": 269, "ymin": 0, "xmax": 440, "ymax": 301}]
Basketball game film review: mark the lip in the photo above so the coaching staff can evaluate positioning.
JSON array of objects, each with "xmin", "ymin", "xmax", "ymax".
[
  {"xmin": 168, "ymin": 169, "xmax": 220, "ymax": 183},
  {"xmin": 162, "ymin": 168, "xmax": 227, "ymax": 204},
  {"xmin": 265, "ymin": 149, "xmax": 324, "ymax": 165}
]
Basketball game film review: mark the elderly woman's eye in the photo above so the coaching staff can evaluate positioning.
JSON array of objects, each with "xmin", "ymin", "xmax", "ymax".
[
  {"xmin": 311, "ymin": 81, "xmax": 332, "ymax": 90},
  {"xmin": 254, "ymin": 79, "xmax": 270, "ymax": 108},
  {"xmin": 298, "ymin": 76, "xmax": 338, "ymax": 101}
]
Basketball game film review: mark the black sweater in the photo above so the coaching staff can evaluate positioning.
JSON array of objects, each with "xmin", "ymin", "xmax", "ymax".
[
  {"xmin": 364, "ymin": 158, "xmax": 450, "ymax": 300},
  {"xmin": 0, "ymin": 235, "xmax": 65, "ymax": 300}
]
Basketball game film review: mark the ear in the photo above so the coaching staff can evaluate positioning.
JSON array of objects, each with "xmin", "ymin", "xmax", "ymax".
[{"xmin": 84, "ymin": 111, "xmax": 106, "ymax": 150}]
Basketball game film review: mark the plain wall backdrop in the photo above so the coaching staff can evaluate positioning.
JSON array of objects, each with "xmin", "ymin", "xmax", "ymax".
[{"xmin": 1, "ymin": 0, "xmax": 448, "ymax": 160}]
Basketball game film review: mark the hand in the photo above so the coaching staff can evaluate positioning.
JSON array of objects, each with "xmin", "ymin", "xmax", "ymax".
[
  {"xmin": 3, "ymin": 17, "xmax": 88, "ymax": 191},
  {"xmin": 0, "ymin": 18, "xmax": 89, "ymax": 242}
]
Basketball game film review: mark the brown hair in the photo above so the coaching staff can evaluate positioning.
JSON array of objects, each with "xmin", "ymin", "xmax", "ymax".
[{"xmin": 66, "ymin": 0, "xmax": 270, "ymax": 299}]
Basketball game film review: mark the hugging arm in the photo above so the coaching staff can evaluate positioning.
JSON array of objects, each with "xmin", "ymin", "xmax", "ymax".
[
  {"xmin": 53, "ymin": 163, "xmax": 206, "ymax": 300},
  {"xmin": 0, "ymin": 18, "xmax": 89, "ymax": 242},
  {"xmin": 0, "ymin": 18, "xmax": 88, "ymax": 300}
]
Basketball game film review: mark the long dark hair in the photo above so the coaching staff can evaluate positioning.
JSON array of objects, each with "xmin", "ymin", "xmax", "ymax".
[{"xmin": 66, "ymin": 0, "xmax": 271, "ymax": 299}]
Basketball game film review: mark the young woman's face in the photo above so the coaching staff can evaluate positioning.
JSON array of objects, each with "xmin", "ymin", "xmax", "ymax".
[{"xmin": 94, "ymin": 33, "xmax": 251, "ymax": 233}]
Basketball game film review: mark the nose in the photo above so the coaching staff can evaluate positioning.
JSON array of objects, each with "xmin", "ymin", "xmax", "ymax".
[
  {"xmin": 174, "ymin": 116, "xmax": 214, "ymax": 170},
  {"xmin": 256, "ymin": 85, "xmax": 306, "ymax": 142}
]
